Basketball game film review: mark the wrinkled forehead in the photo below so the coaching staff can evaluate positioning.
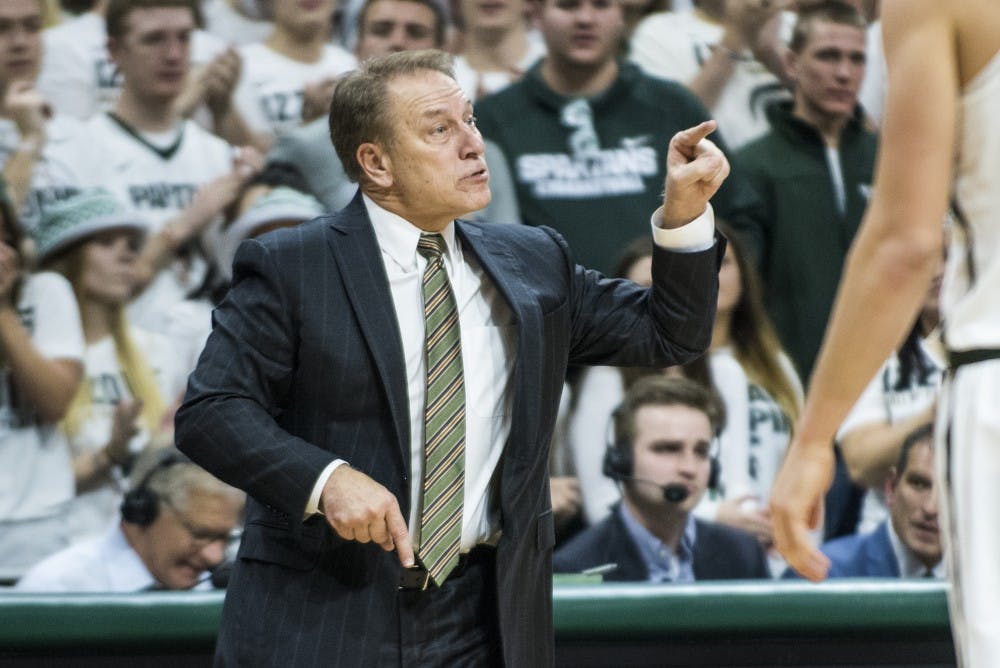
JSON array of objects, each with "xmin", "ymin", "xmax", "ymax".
[{"xmin": 386, "ymin": 69, "xmax": 471, "ymax": 119}]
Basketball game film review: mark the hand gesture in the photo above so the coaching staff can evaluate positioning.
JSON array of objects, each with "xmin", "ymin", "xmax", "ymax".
[
  {"xmin": 770, "ymin": 439, "xmax": 835, "ymax": 581},
  {"xmin": 661, "ymin": 120, "xmax": 730, "ymax": 228},
  {"xmin": 3, "ymin": 80, "xmax": 48, "ymax": 140},
  {"xmin": 301, "ymin": 76, "xmax": 339, "ymax": 124},
  {"xmin": 203, "ymin": 48, "xmax": 243, "ymax": 117},
  {"xmin": 320, "ymin": 465, "xmax": 414, "ymax": 568}
]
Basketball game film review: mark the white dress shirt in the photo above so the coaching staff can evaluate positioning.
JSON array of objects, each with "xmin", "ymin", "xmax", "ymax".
[{"xmin": 307, "ymin": 197, "xmax": 716, "ymax": 553}]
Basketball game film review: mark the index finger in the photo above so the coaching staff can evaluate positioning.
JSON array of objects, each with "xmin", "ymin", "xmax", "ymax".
[
  {"xmin": 671, "ymin": 120, "xmax": 718, "ymax": 150},
  {"xmin": 386, "ymin": 507, "xmax": 414, "ymax": 568}
]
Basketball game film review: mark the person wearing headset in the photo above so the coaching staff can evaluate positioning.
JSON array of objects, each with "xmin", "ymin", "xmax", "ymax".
[
  {"xmin": 15, "ymin": 448, "xmax": 244, "ymax": 591},
  {"xmin": 553, "ymin": 375, "xmax": 769, "ymax": 582}
]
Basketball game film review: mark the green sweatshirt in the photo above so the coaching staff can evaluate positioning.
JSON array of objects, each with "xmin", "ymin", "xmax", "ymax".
[
  {"xmin": 475, "ymin": 60, "xmax": 763, "ymax": 274},
  {"xmin": 734, "ymin": 100, "xmax": 878, "ymax": 381}
]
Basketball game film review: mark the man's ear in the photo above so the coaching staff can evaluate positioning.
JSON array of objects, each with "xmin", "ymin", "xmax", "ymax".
[
  {"xmin": 783, "ymin": 48, "xmax": 799, "ymax": 87},
  {"xmin": 106, "ymin": 37, "xmax": 121, "ymax": 67},
  {"xmin": 884, "ymin": 466, "xmax": 899, "ymax": 502},
  {"xmin": 357, "ymin": 142, "xmax": 393, "ymax": 189}
]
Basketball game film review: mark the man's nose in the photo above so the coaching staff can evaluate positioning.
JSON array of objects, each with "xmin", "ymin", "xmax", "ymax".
[{"xmin": 199, "ymin": 538, "xmax": 227, "ymax": 567}]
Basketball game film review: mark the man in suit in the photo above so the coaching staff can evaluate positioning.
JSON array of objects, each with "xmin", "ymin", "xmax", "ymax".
[
  {"xmin": 554, "ymin": 376, "xmax": 769, "ymax": 582},
  {"xmin": 175, "ymin": 49, "xmax": 728, "ymax": 667},
  {"xmin": 785, "ymin": 423, "xmax": 943, "ymax": 579}
]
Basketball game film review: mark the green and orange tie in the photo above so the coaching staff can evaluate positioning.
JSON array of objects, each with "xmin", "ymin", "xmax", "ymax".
[{"xmin": 416, "ymin": 233, "xmax": 466, "ymax": 586}]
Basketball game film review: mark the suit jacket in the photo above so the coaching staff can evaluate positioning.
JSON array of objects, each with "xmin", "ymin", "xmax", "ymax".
[
  {"xmin": 823, "ymin": 521, "xmax": 900, "ymax": 578},
  {"xmin": 175, "ymin": 192, "xmax": 724, "ymax": 667},
  {"xmin": 552, "ymin": 503, "xmax": 769, "ymax": 581}
]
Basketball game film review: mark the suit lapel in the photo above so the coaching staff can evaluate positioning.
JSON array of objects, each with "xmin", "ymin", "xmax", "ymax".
[
  {"xmin": 456, "ymin": 222, "xmax": 544, "ymax": 452},
  {"xmin": 326, "ymin": 195, "xmax": 411, "ymax": 472}
]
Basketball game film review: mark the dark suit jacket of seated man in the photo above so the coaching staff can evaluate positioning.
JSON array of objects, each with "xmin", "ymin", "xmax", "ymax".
[
  {"xmin": 175, "ymin": 50, "xmax": 729, "ymax": 668},
  {"xmin": 553, "ymin": 375, "xmax": 768, "ymax": 583},
  {"xmin": 553, "ymin": 503, "xmax": 769, "ymax": 582}
]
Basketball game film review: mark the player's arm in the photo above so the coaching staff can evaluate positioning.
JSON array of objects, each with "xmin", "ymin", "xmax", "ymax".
[{"xmin": 771, "ymin": 0, "xmax": 956, "ymax": 582}]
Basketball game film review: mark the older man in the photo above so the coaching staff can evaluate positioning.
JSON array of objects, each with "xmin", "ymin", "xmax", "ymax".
[
  {"xmin": 176, "ymin": 49, "xmax": 728, "ymax": 666},
  {"xmin": 16, "ymin": 449, "xmax": 244, "ymax": 592}
]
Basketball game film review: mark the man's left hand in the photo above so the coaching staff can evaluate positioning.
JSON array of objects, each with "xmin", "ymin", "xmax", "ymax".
[{"xmin": 661, "ymin": 120, "xmax": 730, "ymax": 228}]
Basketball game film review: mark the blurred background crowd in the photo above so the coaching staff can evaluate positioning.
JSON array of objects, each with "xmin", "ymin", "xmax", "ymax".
[{"xmin": 0, "ymin": 0, "xmax": 947, "ymax": 592}]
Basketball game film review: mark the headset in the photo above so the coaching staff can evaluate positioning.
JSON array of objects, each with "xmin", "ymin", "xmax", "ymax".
[
  {"xmin": 120, "ymin": 451, "xmax": 193, "ymax": 527},
  {"xmin": 602, "ymin": 404, "xmax": 721, "ymax": 495}
]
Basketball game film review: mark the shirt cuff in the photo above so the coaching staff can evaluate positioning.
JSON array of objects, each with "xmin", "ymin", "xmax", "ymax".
[
  {"xmin": 303, "ymin": 459, "xmax": 347, "ymax": 520},
  {"xmin": 650, "ymin": 203, "xmax": 715, "ymax": 252}
]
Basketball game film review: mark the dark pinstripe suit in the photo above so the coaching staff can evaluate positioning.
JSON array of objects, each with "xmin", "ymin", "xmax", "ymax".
[{"xmin": 175, "ymin": 192, "xmax": 724, "ymax": 667}]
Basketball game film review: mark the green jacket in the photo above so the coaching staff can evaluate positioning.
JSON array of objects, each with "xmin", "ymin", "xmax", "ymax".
[
  {"xmin": 475, "ymin": 60, "xmax": 763, "ymax": 274},
  {"xmin": 735, "ymin": 100, "xmax": 877, "ymax": 381}
]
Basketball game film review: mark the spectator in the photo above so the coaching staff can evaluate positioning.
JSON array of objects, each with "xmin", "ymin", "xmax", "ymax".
[
  {"xmin": 708, "ymin": 222, "xmax": 804, "ymax": 569},
  {"xmin": 232, "ymin": 0, "xmax": 355, "ymax": 143},
  {"xmin": 475, "ymin": 0, "xmax": 762, "ymax": 273},
  {"xmin": 732, "ymin": 0, "xmax": 874, "ymax": 383},
  {"xmin": 452, "ymin": 0, "xmax": 546, "ymax": 102},
  {"xmin": 554, "ymin": 375, "xmax": 769, "ymax": 582},
  {"xmin": 784, "ymin": 423, "xmax": 943, "ymax": 578},
  {"xmin": 0, "ymin": 0, "xmax": 86, "ymax": 226},
  {"xmin": 266, "ymin": 0, "xmax": 447, "ymax": 214},
  {"xmin": 60, "ymin": 0, "xmax": 263, "ymax": 330},
  {"xmin": 16, "ymin": 448, "xmax": 245, "ymax": 591},
  {"xmin": 630, "ymin": 0, "xmax": 791, "ymax": 150},
  {"xmin": 34, "ymin": 189, "xmax": 189, "ymax": 544},
  {"xmin": 837, "ymin": 251, "xmax": 944, "ymax": 534},
  {"xmin": 37, "ymin": 0, "xmax": 253, "ymax": 147},
  {"xmin": 0, "ymin": 184, "xmax": 84, "ymax": 583}
]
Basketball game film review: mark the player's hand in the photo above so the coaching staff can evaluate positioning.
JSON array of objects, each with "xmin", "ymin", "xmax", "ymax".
[
  {"xmin": 661, "ymin": 120, "xmax": 730, "ymax": 228},
  {"xmin": 320, "ymin": 465, "xmax": 414, "ymax": 568},
  {"xmin": 770, "ymin": 439, "xmax": 834, "ymax": 581}
]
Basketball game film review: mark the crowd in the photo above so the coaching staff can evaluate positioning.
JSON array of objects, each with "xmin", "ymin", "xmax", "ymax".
[{"xmin": 0, "ymin": 0, "xmax": 945, "ymax": 592}]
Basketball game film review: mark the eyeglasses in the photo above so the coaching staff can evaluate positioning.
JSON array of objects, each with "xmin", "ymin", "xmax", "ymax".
[{"xmin": 163, "ymin": 502, "xmax": 238, "ymax": 548}]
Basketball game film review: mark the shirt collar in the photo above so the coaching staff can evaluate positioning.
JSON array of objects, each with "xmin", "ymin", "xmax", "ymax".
[
  {"xmin": 105, "ymin": 524, "xmax": 157, "ymax": 591},
  {"xmin": 618, "ymin": 503, "xmax": 697, "ymax": 582},
  {"xmin": 362, "ymin": 193, "xmax": 459, "ymax": 272}
]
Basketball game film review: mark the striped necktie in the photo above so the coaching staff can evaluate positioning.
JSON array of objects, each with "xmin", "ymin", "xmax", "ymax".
[{"xmin": 416, "ymin": 233, "xmax": 465, "ymax": 586}]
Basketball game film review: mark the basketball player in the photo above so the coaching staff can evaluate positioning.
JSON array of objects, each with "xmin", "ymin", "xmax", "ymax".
[{"xmin": 770, "ymin": 1, "xmax": 1000, "ymax": 665}]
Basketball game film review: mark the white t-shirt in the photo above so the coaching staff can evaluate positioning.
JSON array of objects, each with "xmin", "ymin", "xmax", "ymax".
[
  {"xmin": 0, "ymin": 272, "xmax": 85, "ymax": 522},
  {"xmin": 65, "ymin": 329, "xmax": 188, "ymax": 544},
  {"xmin": 233, "ymin": 43, "xmax": 356, "ymax": 137},
  {"xmin": 66, "ymin": 113, "xmax": 235, "ymax": 328},
  {"xmin": 201, "ymin": 0, "xmax": 273, "ymax": 45},
  {"xmin": 0, "ymin": 115, "xmax": 89, "ymax": 231},
  {"xmin": 836, "ymin": 337, "xmax": 944, "ymax": 533},
  {"xmin": 629, "ymin": 9, "xmax": 789, "ymax": 150},
  {"xmin": 453, "ymin": 32, "xmax": 547, "ymax": 103},
  {"xmin": 38, "ymin": 13, "xmax": 229, "ymax": 122}
]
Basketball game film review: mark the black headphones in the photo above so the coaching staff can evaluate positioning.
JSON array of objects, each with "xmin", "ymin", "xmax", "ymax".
[
  {"xmin": 120, "ymin": 451, "xmax": 192, "ymax": 527},
  {"xmin": 602, "ymin": 406, "xmax": 721, "ymax": 492}
]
